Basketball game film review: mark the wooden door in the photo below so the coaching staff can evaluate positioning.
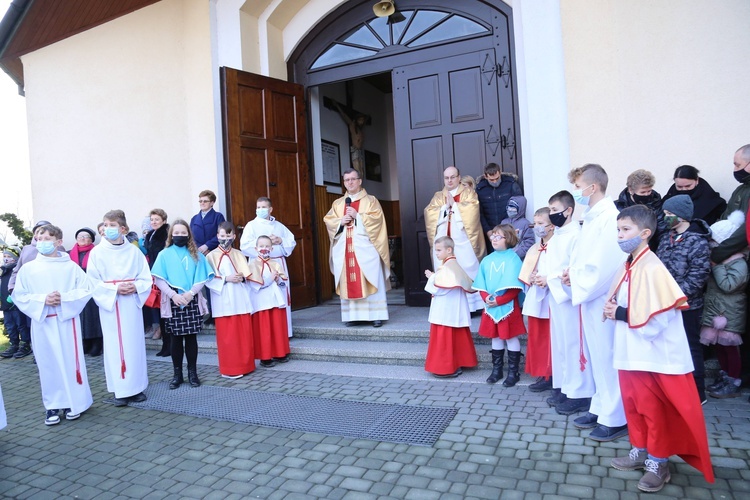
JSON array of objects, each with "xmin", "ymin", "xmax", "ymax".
[
  {"xmin": 393, "ymin": 49, "xmax": 518, "ymax": 306},
  {"xmin": 221, "ymin": 67, "xmax": 316, "ymax": 308}
]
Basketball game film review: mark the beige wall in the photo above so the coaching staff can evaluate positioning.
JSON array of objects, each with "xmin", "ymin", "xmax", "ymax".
[
  {"xmin": 560, "ymin": 0, "xmax": 750, "ymax": 202},
  {"xmin": 22, "ymin": 0, "xmax": 217, "ymax": 247}
]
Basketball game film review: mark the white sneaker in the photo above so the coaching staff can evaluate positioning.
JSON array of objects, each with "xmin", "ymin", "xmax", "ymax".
[
  {"xmin": 65, "ymin": 410, "xmax": 81, "ymax": 420},
  {"xmin": 221, "ymin": 374, "xmax": 243, "ymax": 379},
  {"xmin": 45, "ymin": 410, "xmax": 61, "ymax": 426}
]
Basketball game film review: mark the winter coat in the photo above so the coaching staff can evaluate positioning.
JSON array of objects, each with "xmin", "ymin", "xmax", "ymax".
[
  {"xmin": 614, "ymin": 187, "xmax": 662, "ymax": 213},
  {"xmin": 662, "ymin": 178, "xmax": 727, "ymax": 226},
  {"xmin": 144, "ymin": 223, "xmax": 170, "ymax": 269},
  {"xmin": 476, "ymin": 173, "xmax": 522, "ymax": 234},
  {"xmin": 501, "ymin": 195, "xmax": 534, "ymax": 260},
  {"xmin": 701, "ymin": 252, "xmax": 748, "ymax": 334},
  {"xmin": 656, "ymin": 219, "xmax": 712, "ymax": 310},
  {"xmin": 0, "ymin": 264, "xmax": 17, "ymax": 312},
  {"xmin": 190, "ymin": 208, "xmax": 226, "ymax": 251},
  {"xmin": 711, "ymin": 178, "xmax": 750, "ymax": 263}
]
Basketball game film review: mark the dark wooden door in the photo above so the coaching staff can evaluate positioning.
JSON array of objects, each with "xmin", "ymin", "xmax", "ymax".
[
  {"xmin": 220, "ymin": 67, "xmax": 316, "ymax": 308},
  {"xmin": 393, "ymin": 48, "xmax": 517, "ymax": 306}
]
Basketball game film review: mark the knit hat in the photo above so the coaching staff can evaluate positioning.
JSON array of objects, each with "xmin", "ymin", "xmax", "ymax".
[
  {"xmin": 507, "ymin": 199, "xmax": 520, "ymax": 211},
  {"xmin": 32, "ymin": 220, "xmax": 52, "ymax": 233},
  {"xmin": 662, "ymin": 195, "xmax": 693, "ymax": 221},
  {"xmin": 710, "ymin": 210, "xmax": 746, "ymax": 244},
  {"xmin": 75, "ymin": 227, "xmax": 96, "ymax": 240},
  {"xmin": 3, "ymin": 246, "xmax": 20, "ymax": 258}
]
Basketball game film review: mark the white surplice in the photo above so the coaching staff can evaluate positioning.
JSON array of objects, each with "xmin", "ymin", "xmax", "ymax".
[
  {"xmin": 0, "ymin": 382, "xmax": 6, "ymax": 430},
  {"xmin": 568, "ymin": 197, "xmax": 627, "ymax": 427},
  {"xmin": 431, "ymin": 192, "xmax": 484, "ymax": 312},
  {"xmin": 205, "ymin": 254, "xmax": 254, "ymax": 317},
  {"xmin": 545, "ymin": 221, "xmax": 594, "ymax": 398},
  {"xmin": 329, "ymin": 213, "xmax": 389, "ymax": 322},
  {"xmin": 248, "ymin": 260, "xmax": 288, "ymax": 312},
  {"xmin": 86, "ymin": 240, "xmax": 152, "ymax": 399},
  {"xmin": 12, "ymin": 253, "xmax": 94, "ymax": 414},
  {"xmin": 240, "ymin": 216, "xmax": 296, "ymax": 336},
  {"xmin": 425, "ymin": 276, "xmax": 471, "ymax": 328}
]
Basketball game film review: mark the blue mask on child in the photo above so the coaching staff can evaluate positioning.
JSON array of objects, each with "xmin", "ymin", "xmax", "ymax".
[
  {"xmin": 37, "ymin": 241, "xmax": 56, "ymax": 255},
  {"xmin": 506, "ymin": 208, "xmax": 518, "ymax": 218},
  {"xmin": 104, "ymin": 227, "xmax": 121, "ymax": 241},
  {"xmin": 617, "ymin": 234, "xmax": 643, "ymax": 254}
]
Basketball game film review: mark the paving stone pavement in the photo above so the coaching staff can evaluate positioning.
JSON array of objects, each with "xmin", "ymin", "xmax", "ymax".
[{"xmin": 0, "ymin": 355, "xmax": 748, "ymax": 499}]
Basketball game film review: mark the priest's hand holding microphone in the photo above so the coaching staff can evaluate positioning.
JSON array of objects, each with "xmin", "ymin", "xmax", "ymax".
[{"xmin": 342, "ymin": 197, "xmax": 357, "ymax": 227}]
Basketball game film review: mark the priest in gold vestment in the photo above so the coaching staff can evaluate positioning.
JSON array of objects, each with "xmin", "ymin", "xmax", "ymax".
[
  {"xmin": 424, "ymin": 166, "xmax": 486, "ymax": 312},
  {"xmin": 324, "ymin": 169, "xmax": 390, "ymax": 327}
]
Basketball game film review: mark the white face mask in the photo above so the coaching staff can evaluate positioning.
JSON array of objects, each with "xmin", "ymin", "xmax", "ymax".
[
  {"xmin": 572, "ymin": 185, "xmax": 594, "ymax": 206},
  {"xmin": 256, "ymin": 208, "xmax": 270, "ymax": 219},
  {"xmin": 37, "ymin": 241, "xmax": 56, "ymax": 255}
]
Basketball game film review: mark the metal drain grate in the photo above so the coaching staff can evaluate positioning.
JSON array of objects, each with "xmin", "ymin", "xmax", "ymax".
[{"xmin": 114, "ymin": 383, "xmax": 457, "ymax": 446}]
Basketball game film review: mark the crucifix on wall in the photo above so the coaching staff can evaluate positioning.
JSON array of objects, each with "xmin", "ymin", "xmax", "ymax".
[{"xmin": 323, "ymin": 95, "xmax": 371, "ymax": 175}]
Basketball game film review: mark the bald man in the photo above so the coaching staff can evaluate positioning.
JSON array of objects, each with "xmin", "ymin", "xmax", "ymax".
[{"xmin": 424, "ymin": 166, "xmax": 486, "ymax": 312}]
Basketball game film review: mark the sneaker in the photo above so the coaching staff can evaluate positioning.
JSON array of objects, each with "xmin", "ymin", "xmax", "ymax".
[
  {"xmin": 707, "ymin": 371, "xmax": 729, "ymax": 392},
  {"xmin": 45, "ymin": 409, "xmax": 61, "ymax": 426},
  {"xmin": 611, "ymin": 447, "xmax": 647, "ymax": 471},
  {"xmin": 13, "ymin": 343, "xmax": 32, "ymax": 359},
  {"xmin": 708, "ymin": 378, "xmax": 742, "ymax": 399},
  {"xmin": 555, "ymin": 397, "xmax": 590, "ymax": 415},
  {"xmin": 546, "ymin": 389, "xmax": 567, "ymax": 407},
  {"xmin": 0, "ymin": 344, "xmax": 19, "ymax": 358},
  {"xmin": 529, "ymin": 376, "xmax": 553, "ymax": 392},
  {"xmin": 573, "ymin": 412, "xmax": 598, "ymax": 429},
  {"xmin": 638, "ymin": 459, "xmax": 671, "ymax": 492},
  {"xmin": 65, "ymin": 409, "xmax": 81, "ymax": 421},
  {"xmin": 221, "ymin": 374, "xmax": 244, "ymax": 379},
  {"xmin": 588, "ymin": 423, "xmax": 628, "ymax": 442}
]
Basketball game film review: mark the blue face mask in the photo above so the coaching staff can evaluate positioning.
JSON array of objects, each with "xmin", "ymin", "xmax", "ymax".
[
  {"xmin": 572, "ymin": 185, "xmax": 593, "ymax": 206},
  {"xmin": 256, "ymin": 208, "xmax": 270, "ymax": 219},
  {"xmin": 506, "ymin": 208, "xmax": 518, "ymax": 219},
  {"xmin": 104, "ymin": 227, "xmax": 121, "ymax": 241},
  {"xmin": 37, "ymin": 241, "xmax": 56, "ymax": 255},
  {"xmin": 617, "ymin": 234, "xmax": 644, "ymax": 254}
]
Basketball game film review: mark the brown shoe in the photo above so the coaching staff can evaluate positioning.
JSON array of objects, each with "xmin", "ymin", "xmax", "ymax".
[
  {"xmin": 611, "ymin": 448, "xmax": 647, "ymax": 471},
  {"xmin": 637, "ymin": 459, "xmax": 670, "ymax": 492}
]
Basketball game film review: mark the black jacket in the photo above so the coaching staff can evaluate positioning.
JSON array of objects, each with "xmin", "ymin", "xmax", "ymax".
[
  {"xmin": 476, "ymin": 174, "xmax": 522, "ymax": 234},
  {"xmin": 144, "ymin": 224, "xmax": 170, "ymax": 269}
]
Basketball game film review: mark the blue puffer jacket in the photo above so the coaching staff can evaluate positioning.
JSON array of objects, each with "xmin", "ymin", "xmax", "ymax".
[
  {"xmin": 656, "ymin": 219, "xmax": 712, "ymax": 310},
  {"xmin": 476, "ymin": 173, "xmax": 522, "ymax": 234}
]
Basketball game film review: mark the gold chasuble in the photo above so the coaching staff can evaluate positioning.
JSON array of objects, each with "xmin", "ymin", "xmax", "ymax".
[
  {"xmin": 606, "ymin": 247, "xmax": 689, "ymax": 328},
  {"xmin": 433, "ymin": 257, "xmax": 475, "ymax": 293},
  {"xmin": 424, "ymin": 185, "xmax": 486, "ymax": 259},
  {"xmin": 323, "ymin": 189, "xmax": 390, "ymax": 300},
  {"xmin": 206, "ymin": 249, "xmax": 253, "ymax": 279}
]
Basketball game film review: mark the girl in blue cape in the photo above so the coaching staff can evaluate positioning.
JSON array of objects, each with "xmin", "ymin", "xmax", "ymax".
[
  {"xmin": 152, "ymin": 219, "xmax": 214, "ymax": 390},
  {"xmin": 473, "ymin": 224, "xmax": 526, "ymax": 387}
]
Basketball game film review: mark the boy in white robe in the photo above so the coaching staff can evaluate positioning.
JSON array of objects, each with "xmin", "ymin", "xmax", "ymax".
[
  {"xmin": 12, "ymin": 224, "xmax": 94, "ymax": 426},
  {"xmin": 240, "ymin": 196, "xmax": 296, "ymax": 337},
  {"xmin": 87, "ymin": 210, "xmax": 152, "ymax": 407},
  {"xmin": 562, "ymin": 164, "xmax": 628, "ymax": 441}
]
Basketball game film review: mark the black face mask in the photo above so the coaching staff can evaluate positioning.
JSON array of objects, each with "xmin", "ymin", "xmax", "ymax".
[
  {"xmin": 734, "ymin": 168, "xmax": 750, "ymax": 184},
  {"xmin": 632, "ymin": 193, "xmax": 653, "ymax": 205},
  {"xmin": 549, "ymin": 210, "xmax": 568, "ymax": 228},
  {"xmin": 172, "ymin": 236, "xmax": 189, "ymax": 247}
]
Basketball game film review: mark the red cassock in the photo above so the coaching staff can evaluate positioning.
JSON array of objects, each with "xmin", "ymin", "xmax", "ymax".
[
  {"xmin": 525, "ymin": 317, "xmax": 551, "ymax": 377},
  {"xmin": 478, "ymin": 290, "xmax": 526, "ymax": 340},
  {"xmin": 425, "ymin": 325, "xmax": 478, "ymax": 375},
  {"xmin": 619, "ymin": 370, "xmax": 715, "ymax": 483},
  {"xmin": 215, "ymin": 314, "xmax": 255, "ymax": 376},
  {"xmin": 252, "ymin": 308, "xmax": 290, "ymax": 360}
]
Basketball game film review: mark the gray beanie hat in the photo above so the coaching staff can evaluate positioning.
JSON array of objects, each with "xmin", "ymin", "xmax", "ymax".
[{"xmin": 662, "ymin": 194, "xmax": 694, "ymax": 221}]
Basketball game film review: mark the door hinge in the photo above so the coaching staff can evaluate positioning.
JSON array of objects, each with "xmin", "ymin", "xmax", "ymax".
[
  {"xmin": 486, "ymin": 125, "xmax": 515, "ymax": 160},
  {"xmin": 481, "ymin": 54, "xmax": 511, "ymax": 88}
]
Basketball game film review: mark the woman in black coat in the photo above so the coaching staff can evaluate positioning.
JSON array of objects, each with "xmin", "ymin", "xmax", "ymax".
[
  {"xmin": 661, "ymin": 165, "xmax": 727, "ymax": 226},
  {"xmin": 144, "ymin": 209, "xmax": 170, "ymax": 356}
]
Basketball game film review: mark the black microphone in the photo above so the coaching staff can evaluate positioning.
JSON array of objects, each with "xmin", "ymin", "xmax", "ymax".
[{"xmin": 345, "ymin": 197, "xmax": 352, "ymax": 207}]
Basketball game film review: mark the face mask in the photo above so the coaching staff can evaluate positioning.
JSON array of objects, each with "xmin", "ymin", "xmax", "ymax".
[
  {"xmin": 632, "ymin": 193, "xmax": 652, "ymax": 205},
  {"xmin": 258, "ymin": 248, "xmax": 271, "ymax": 259},
  {"xmin": 256, "ymin": 208, "xmax": 270, "ymax": 219},
  {"xmin": 488, "ymin": 180, "xmax": 501, "ymax": 188},
  {"xmin": 218, "ymin": 238, "xmax": 234, "ymax": 250},
  {"xmin": 664, "ymin": 215, "xmax": 680, "ymax": 229},
  {"xmin": 37, "ymin": 241, "xmax": 56, "ymax": 255},
  {"xmin": 549, "ymin": 210, "xmax": 568, "ymax": 228},
  {"xmin": 3, "ymin": 257, "xmax": 16, "ymax": 266},
  {"xmin": 104, "ymin": 227, "xmax": 121, "ymax": 241},
  {"xmin": 506, "ymin": 208, "xmax": 518, "ymax": 219},
  {"xmin": 618, "ymin": 234, "xmax": 643, "ymax": 254},
  {"xmin": 734, "ymin": 168, "xmax": 750, "ymax": 184},
  {"xmin": 572, "ymin": 185, "xmax": 593, "ymax": 206},
  {"xmin": 534, "ymin": 225, "xmax": 548, "ymax": 239},
  {"xmin": 172, "ymin": 236, "xmax": 189, "ymax": 247}
]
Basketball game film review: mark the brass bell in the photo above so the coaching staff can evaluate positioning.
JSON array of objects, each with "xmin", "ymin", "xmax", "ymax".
[{"xmin": 373, "ymin": 0, "xmax": 395, "ymax": 18}]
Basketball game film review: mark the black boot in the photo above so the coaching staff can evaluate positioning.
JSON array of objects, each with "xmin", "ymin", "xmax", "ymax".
[
  {"xmin": 486, "ymin": 349, "xmax": 505, "ymax": 384},
  {"xmin": 188, "ymin": 368, "xmax": 200, "ymax": 387},
  {"xmin": 503, "ymin": 350, "xmax": 521, "ymax": 387},
  {"xmin": 156, "ymin": 331, "xmax": 171, "ymax": 357},
  {"xmin": 13, "ymin": 342, "xmax": 32, "ymax": 358},
  {"xmin": 169, "ymin": 367, "xmax": 183, "ymax": 390},
  {"xmin": 0, "ymin": 342, "xmax": 19, "ymax": 358},
  {"xmin": 88, "ymin": 338, "xmax": 102, "ymax": 357}
]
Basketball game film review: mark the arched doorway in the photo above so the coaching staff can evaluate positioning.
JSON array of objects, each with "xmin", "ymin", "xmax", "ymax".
[{"xmin": 290, "ymin": 0, "xmax": 522, "ymax": 307}]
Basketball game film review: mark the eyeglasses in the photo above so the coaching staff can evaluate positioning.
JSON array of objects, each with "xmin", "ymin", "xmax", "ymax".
[
  {"xmin": 444, "ymin": 175, "xmax": 459, "ymax": 180},
  {"xmin": 199, "ymin": 199, "xmax": 211, "ymax": 204},
  {"xmin": 490, "ymin": 235, "xmax": 506, "ymax": 241},
  {"xmin": 343, "ymin": 177, "xmax": 361, "ymax": 183}
]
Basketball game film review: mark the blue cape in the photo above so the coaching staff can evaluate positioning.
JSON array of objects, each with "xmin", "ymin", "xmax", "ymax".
[
  {"xmin": 473, "ymin": 248, "xmax": 525, "ymax": 323},
  {"xmin": 151, "ymin": 245, "xmax": 214, "ymax": 293}
]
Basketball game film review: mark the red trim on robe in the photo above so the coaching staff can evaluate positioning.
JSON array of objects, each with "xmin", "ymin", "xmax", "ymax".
[
  {"xmin": 215, "ymin": 314, "xmax": 255, "ymax": 376},
  {"xmin": 446, "ymin": 193, "xmax": 461, "ymax": 238},
  {"xmin": 345, "ymin": 200, "xmax": 364, "ymax": 299},
  {"xmin": 252, "ymin": 308, "xmax": 290, "ymax": 360},
  {"xmin": 619, "ymin": 370, "xmax": 714, "ymax": 483},
  {"xmin": 525, "ymin": 316, "xmax": 551, "ymax": 377},
  {"xmin": 425, "ymin": 324, "xmax": 477, "ymax": 375}
]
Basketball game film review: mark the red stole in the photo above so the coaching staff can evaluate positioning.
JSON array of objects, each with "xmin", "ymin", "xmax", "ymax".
[
  {"xmin": 345, "ymin": 200, "xmax": 364, "ymax": 299},
  {"xmin": 446, "ymin": 194, "xmax": 461, "ymax": 238}
]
